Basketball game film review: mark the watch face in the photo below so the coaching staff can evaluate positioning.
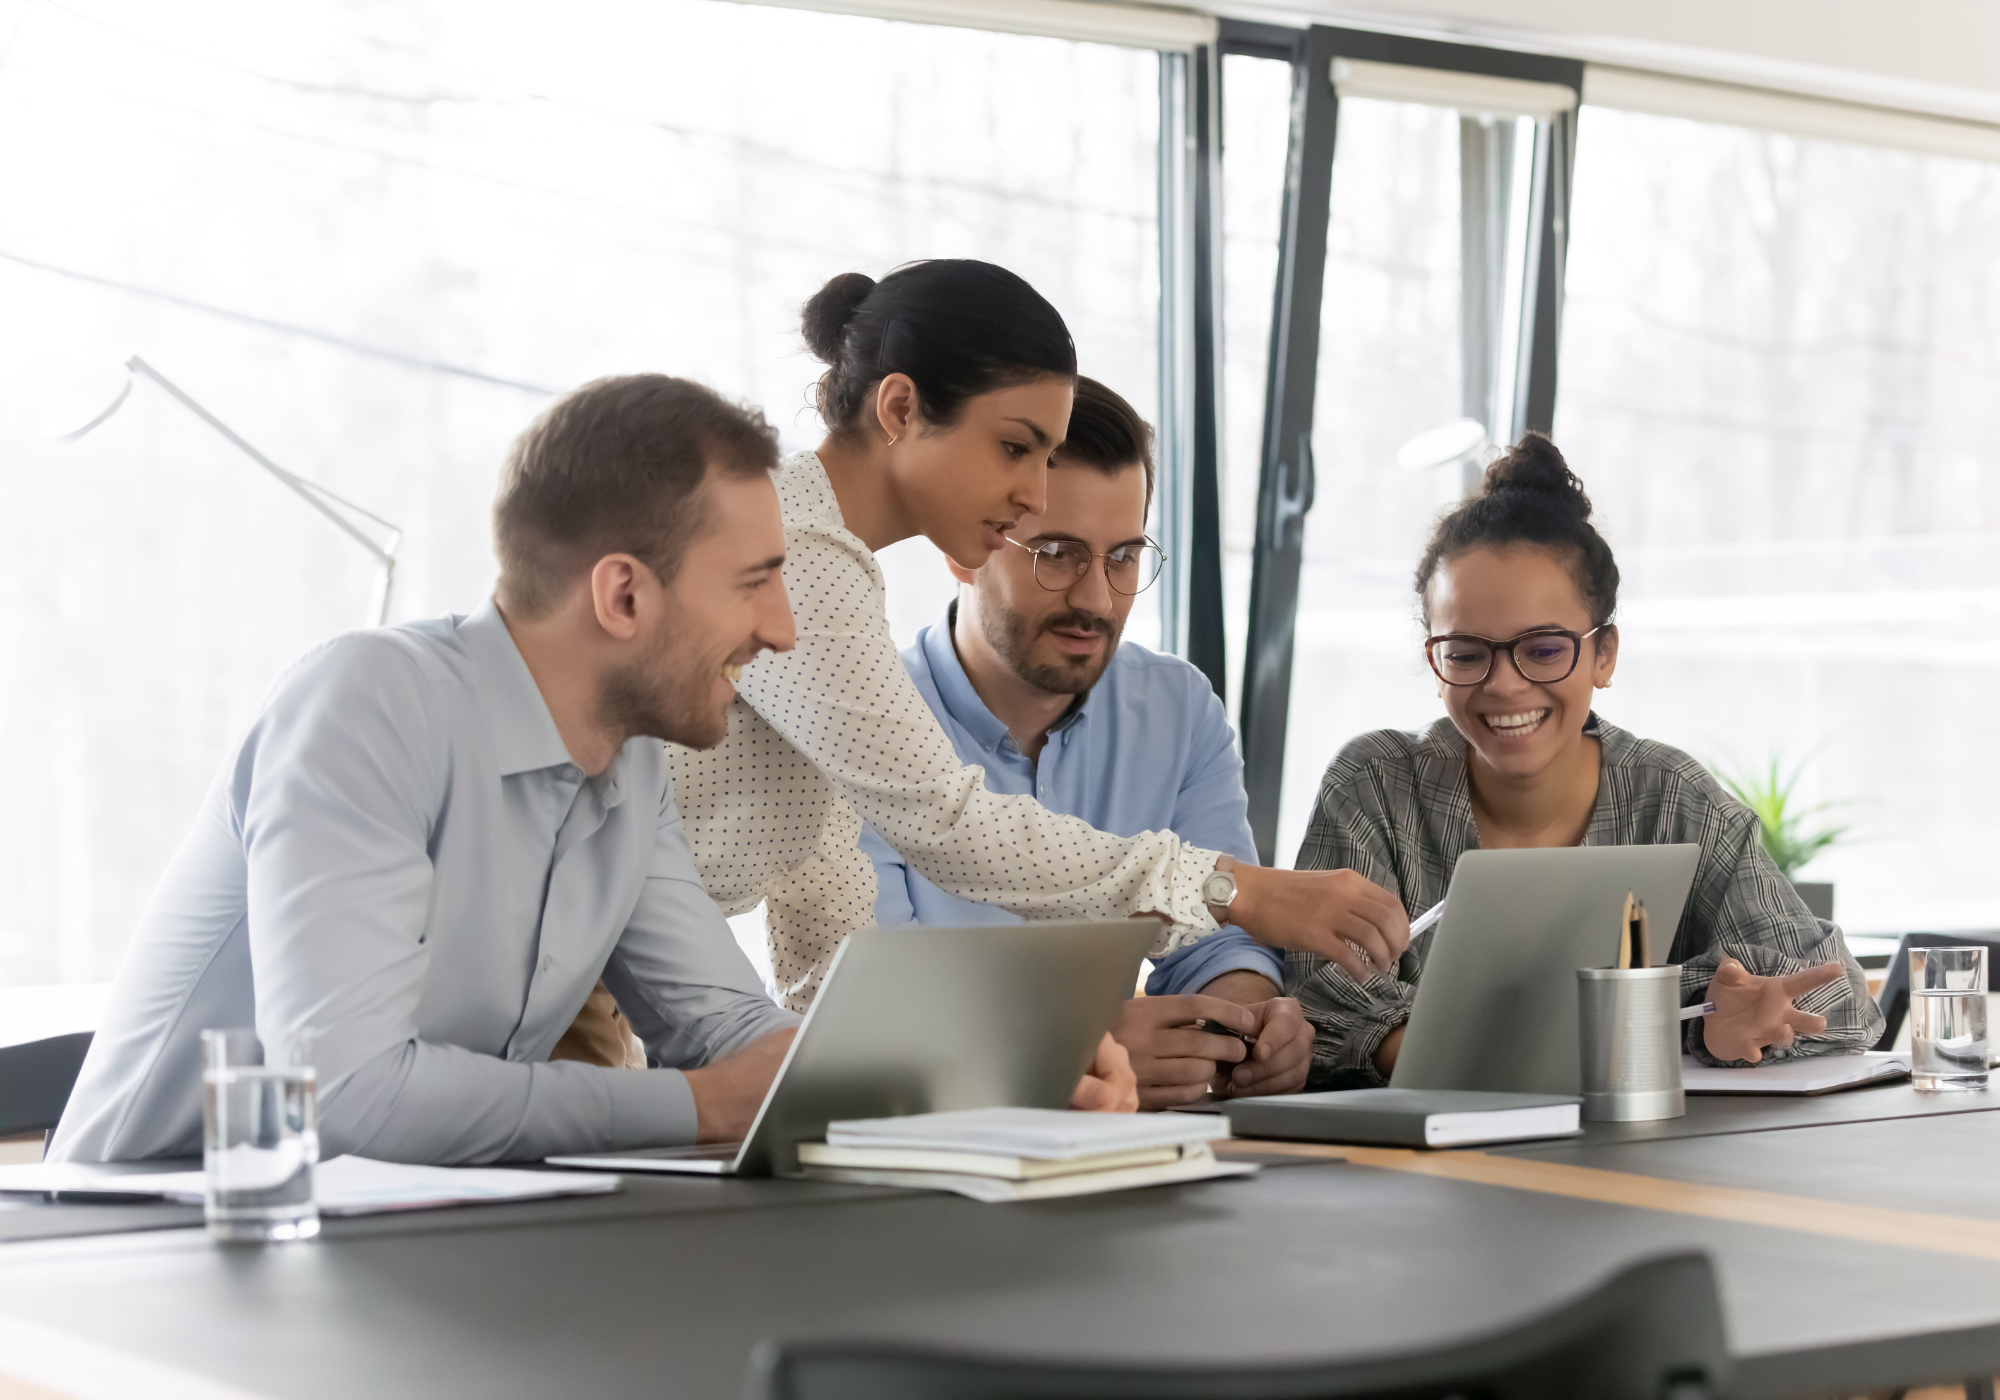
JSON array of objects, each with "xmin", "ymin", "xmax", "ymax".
[{"xmin": 1202, "ymin": 872, "xmax": 1235, "ymax": 905}]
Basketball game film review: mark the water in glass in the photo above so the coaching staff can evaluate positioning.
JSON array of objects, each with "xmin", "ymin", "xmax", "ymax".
[
  {"xmin": 202, "ymin": 1030, "xmax": 319, "ymax": 1241},
  {"xmin": 1911, "ymin": 990, "xmax": 1989, "ymax": 1091},
  {"xmin": 1910, "ymin": 946, "xmax": 1989, "ymax": 1092}
]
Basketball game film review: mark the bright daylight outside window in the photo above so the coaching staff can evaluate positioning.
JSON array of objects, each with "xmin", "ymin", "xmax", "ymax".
[
  {"xmin": 1220, "ymin": 68, "xmax": 1476, "ymax": 861},
  {"xmin": 1554, "ymin": 105, "xmax": 2000, "ymax": 935},
  {"xmin": 0, "ymin": 0, "xmax": 1164, "ymax": 986},
  {"xmin": 1226, "ymin": 68, "xmax": 2000, "ymax": 935}
]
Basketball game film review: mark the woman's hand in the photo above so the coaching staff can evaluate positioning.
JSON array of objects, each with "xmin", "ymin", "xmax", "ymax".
[
  {"xmin": 1229, "ymin": 865, "xmax": 1410, "ymax": 983},
  {"xmin": 1702, "ymin": 958, "xmax": 1846, "ymax": 1063},
  {"xmin": 1068, "ymin": 1032, "xmax": 1140, "ymax": 1112}
]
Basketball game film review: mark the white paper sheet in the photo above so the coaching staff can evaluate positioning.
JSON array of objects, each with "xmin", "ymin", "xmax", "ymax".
[
  {"xmin": 0, "ymin": 1155, "xmax": 621, "ymax": 1215},
  {"xmin": 1680, "ymin": 1051, "xmax": 1911, "ymax": 1095}
]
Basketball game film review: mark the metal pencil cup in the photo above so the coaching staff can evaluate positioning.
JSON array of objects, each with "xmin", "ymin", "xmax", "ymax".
[{"xmin": 1576, "ymin": 967, "xmax": 1685, "ymax": 1123}]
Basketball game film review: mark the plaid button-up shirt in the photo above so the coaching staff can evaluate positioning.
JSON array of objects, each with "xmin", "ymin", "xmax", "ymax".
[{"xmin": 1288, "ymin": 714, "xmax": 1882, "ymax": 1088}]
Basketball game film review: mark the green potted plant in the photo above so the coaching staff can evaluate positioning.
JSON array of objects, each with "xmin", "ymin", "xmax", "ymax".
[{"xmin": 1716, "ymin": 755, "xmax": 1850, "ymax": 921}]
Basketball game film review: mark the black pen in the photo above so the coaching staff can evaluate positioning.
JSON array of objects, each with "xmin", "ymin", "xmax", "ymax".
[{"xmin": 1195, "ymin": 1018, "xmax": 1258, "ymax": 1048}]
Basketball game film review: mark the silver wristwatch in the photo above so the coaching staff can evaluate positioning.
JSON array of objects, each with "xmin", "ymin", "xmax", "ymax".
[{"xmin": 1201, "ymin": 859, "xmax": 1238, "ymax": 925}]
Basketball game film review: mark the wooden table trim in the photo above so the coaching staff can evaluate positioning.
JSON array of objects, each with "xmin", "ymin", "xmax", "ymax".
[{"xmin": 1222, "ymin": 1138, "xmax": 2000, "ymax": 1263}]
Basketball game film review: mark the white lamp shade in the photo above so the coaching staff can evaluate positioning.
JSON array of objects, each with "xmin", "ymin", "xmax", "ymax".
[{"xmin": 1397, "ymin": 417, "xmax": 1489, "ymax": 473}]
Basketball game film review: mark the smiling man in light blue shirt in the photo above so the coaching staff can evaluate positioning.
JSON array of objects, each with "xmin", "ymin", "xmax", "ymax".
[
  {"xmin": 859, "ymin": 378, "xmax": 1313, "ymax": 1108},
  {"xmin": 54, "ymin": 376, "xmax": 805, "ymax": 1165}
]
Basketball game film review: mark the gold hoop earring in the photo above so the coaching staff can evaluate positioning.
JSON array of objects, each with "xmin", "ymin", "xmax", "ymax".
[{"xmin": 885, "ymin": 434, "xmax": 898, "ymax": 447}]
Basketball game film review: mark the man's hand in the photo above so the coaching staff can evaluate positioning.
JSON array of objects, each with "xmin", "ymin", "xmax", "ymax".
[
  {"xmin": 683, "ymin": 1028, "xmax": 796, "ymax": 1142},
  {"xmin": 1702, "ymin": 958, "xmax": 1845, "ymax": 1064},
  {"xmin": 1217, "ymin": 996, "xmax": 1314, "ymax": 1098},
  {"xmin": 1228, "ymin": 865, "xmax": 1409, "ymax": 983},
  {"xmin": 1069, "ymin": 1033, "xmax": 1139, "ymax": 1113},
  {"xmin": 1112, "ymin": 994, "xmax": 1252, "ymax": 1109}
]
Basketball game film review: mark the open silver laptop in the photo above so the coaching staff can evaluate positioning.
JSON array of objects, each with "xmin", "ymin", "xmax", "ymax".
[
  {"xmin": 547, "ymin": 919, "xmax": 1157, "ymax": 1178},
  {"xmin": 1390, "ymin": 845, "xmax": 1701, "ymax": 1096}
]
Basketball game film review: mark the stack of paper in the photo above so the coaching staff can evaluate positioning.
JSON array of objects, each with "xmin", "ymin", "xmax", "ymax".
[
  {"xmin": 0, "ymin": 1155, "xmax": 621, "ymax": 1216},
  {"xmin": 796, "ymin": 1108, "xmax": 1253, "ymax": 1203}
]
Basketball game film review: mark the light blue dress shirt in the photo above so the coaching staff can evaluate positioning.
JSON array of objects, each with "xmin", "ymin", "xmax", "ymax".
[
  {"xmin": 52, "ymin": 600, "xmax": 797, "ymax": 1165},
  {"xmin": 858, "ymin": 605, "xmax": 1281, "ymax": 994}
]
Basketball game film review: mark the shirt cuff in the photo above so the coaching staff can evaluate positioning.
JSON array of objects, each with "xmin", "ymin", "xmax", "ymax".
[
  {"xmin": 1146, "ymin": 930, "xmax": 1284, "ymax": 997},
  {"xmin": 605, "ymin": 1067, "xmax": 700, "ymax": 1150}
]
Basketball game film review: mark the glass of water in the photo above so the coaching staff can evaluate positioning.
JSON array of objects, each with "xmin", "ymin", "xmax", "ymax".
[
  {"xmin": 202, "ymin": 1029, "xmax": 319, "ymax": 1242},
  {"xmin": 1910, "ymin": 947, "xmax": 1989, "ymax": 1093}
]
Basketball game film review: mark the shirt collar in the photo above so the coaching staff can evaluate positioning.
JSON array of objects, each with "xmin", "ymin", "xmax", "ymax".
[
  {"xmin": 459, "ymin": 598, "xmax": 579, "ymax": 778},
  {"xmin": 921, "ymin": 602, "xmax": 1011, "ymax": 753},
  {"xmin": 923, "ymin": 600, "xmax": 1095, "ymax": 752}
]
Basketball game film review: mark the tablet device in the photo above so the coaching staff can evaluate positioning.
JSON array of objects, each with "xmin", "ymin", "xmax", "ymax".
[
  {"xmin": 548, "ymin": 919, "xmax": 1157, "ymax": 1177},
  {"xmin": 1391, "ymin": 845, "xmax": 1701, "ymax": 1096}
]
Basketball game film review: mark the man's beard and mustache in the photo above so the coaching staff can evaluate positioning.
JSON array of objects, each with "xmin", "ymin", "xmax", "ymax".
[
  {"xmin": 600, "ymin": 618, "xmax": 736, "ymax": 752},
  {"xmin": 984, "ymin": 602, "xmax": 1122, "ymax": 696}
]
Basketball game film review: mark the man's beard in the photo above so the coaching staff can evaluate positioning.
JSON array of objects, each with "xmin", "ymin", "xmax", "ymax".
[
  {"xmin": 600, "ymin": 620, "xmax": 732, "ymax": 752},
  {"xmin": 983, "ymin": 601, "xmax": 1121, "ymax": 696}
]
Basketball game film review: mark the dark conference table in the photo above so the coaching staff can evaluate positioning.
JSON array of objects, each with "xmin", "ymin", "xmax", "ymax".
[{"xmin": 4, "ymin": 1087, "xmax": 2000, "ymax": 1400}]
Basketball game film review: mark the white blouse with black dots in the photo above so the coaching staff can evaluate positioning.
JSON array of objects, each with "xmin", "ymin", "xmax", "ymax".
[{"xmin": 667, "ymin": 450, "xmax": 1225, "ymax": 1010}]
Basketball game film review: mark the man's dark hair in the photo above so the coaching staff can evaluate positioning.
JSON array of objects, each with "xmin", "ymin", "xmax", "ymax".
[
  {"xmin": 803, "ymin": 259, "xmax": 1077, "ymax": 434},
  {"xmin": 493, "ymin": 374, "xmax": 780, "ymax": 618},
  {"xmin": 1053, "ymin": 376, "xmax": 1155, "ymax": 515},
  {"xmin": 1415, "ymin": 431, "xmax": 1620, "ymax": 628}
]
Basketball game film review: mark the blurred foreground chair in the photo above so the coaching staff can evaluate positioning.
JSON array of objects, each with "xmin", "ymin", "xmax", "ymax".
[
  {"xmin": 742, "ymin": 1251, "xmax": 1728, "ymax": 1400},
  {"xmin": 0, "ymin": 1031, "xmax": 93, "ymax": 1141}
]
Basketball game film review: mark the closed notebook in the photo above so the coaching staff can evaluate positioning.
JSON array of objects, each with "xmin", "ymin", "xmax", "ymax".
[
  {"xmin": 821, "ymin": 1107, "xmax": 1229, "ymax": 1160},
  {"xmin": 798, "ymin": 1144, "xmax": 1257, "ymax": 1203},
  {"xmin": 1224, "ymin": 1089, "xmax": 1582, "ymax": 1148}
]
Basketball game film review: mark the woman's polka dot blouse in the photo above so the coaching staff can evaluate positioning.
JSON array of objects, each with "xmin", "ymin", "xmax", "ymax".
[{"xmin": 667, "ymin": 451, "xmax": 1223, "ymax": 1010}]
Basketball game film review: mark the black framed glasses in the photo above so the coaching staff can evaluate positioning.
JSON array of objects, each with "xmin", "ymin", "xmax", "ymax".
[
  {"xmin": 1004, "ymin": 535, "xmax": 1165, "ymax": 596},
  {"xmin": 1424, "ymin": 626, "xmax": 1611, "ymax": 687}
]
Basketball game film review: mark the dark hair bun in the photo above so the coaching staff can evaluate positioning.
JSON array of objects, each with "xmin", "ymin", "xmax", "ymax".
[
  {"xmin": 801, "ymin": 272, "xmax": 876, "ymax": 363},
  {"xmin": 1415, "ymin": 430, "xmax": 1620, "ymax": 628},
  {"xmin": 803, "ymin": 260, "xmax": 1076, "ymax": 434},
  {"xmin": 1482, "ymin": 432, "xmax": 1592, "ymax": 519}
]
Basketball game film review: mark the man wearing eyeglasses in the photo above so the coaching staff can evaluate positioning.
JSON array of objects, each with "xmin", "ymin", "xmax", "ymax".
[{"xmin": 858, "ymin": 378, "xmax": 1317, "ymax": 1108}]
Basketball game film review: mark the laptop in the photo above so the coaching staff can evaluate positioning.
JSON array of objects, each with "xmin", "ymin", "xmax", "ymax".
[
  {"xmin": 1390, "ymin": 845, "xmax": 1701, "ymax": 1097},
  {"xmin": 546, "ymin": 919, "xmax": 1158, "ymax": 1178}
]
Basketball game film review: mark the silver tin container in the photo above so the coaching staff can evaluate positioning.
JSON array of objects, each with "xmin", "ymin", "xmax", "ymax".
[{"xmin": 1576, "ymin": 966, "xmax": 1685, "ymax": 1122}]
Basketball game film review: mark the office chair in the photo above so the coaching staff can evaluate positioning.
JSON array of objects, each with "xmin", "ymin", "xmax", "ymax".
[
  {"xmin": 741, "ymin": 1251, "xmax": 1730, "ymax": 1400},
  {"xmin": 0, "ymin": 1032, "xmax": 93, "ymax": 1140},
  {"xmin": 1871, "ymin": 932, "xmax": 2000, "ymax": 1052}
]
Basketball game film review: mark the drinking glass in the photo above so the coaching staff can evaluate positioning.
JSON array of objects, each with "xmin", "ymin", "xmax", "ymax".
[
  {"xmin": 202, "ymin": 1028, "xmax": 319, "ymax": 1241},
  {"xmin": 1909, "ymin": 947, "xmax": 1989, "ymax": 1092}
]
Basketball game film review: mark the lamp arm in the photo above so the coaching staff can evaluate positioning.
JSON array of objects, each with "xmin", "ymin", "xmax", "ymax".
[{"xmin": 125, "ymin": 357, "xmax": 397, "ymax": 565}]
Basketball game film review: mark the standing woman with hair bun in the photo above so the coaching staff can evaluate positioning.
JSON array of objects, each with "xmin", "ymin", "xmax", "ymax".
[
  {"xmin": 665, "ymin": 260, "xmax": 1411, "ymax": 1044},
  {"xmin": 1262, "ymin": 433, "xmax": 1882, "ymax": 1089}
]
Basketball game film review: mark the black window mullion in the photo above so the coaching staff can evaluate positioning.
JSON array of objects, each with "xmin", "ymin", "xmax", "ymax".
[
  {"xmin": 1184, "ymin": 41, "xmax": 1228, "ymax": 700},
  {"xmin": 1238, "ymin": 24, "xmax": 1340, "ymax": 862}
]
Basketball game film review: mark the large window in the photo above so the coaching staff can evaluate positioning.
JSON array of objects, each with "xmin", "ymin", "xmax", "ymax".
[
  {"xmin": 0, "ymin": 0, "xmax": 1168, "ymax": 985},
  {"xmin": 1218, "ymin": 31, "xmax": 2000, "ymax": 933},
  {"xmin": 1553, "ymin": 105, "xmax": 2000, "ymax": 933}
]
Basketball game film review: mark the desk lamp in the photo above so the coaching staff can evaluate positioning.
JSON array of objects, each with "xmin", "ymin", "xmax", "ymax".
[
  {"xmin": 1397, "ymin": 416, "xmax": 1495, "ymax": 498},
  {"xmin": 42, "ymin": 357, "xmax": 402, "ymax": 625}
]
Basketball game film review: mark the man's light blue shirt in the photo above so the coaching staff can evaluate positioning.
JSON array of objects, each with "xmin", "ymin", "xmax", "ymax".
[
  {"xmin": 53, "ymin": 600, "xmax": 797, "ymax": 1165},
  {"xmin": 858, "ymin": 605, "xmax": 1280, "ymax": 994}
]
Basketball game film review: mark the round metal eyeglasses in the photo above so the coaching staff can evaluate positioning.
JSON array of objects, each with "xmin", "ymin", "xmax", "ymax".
[
  {"xmin": 1424, "ymin": 625, "xmax": 1611, "ymax": 687},
  {"xmin": 1003, "ymin": 535, "xmax": 1165, "ymax": 596}
]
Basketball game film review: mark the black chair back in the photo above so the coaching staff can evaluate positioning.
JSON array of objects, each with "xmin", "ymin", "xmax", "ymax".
[
  {"xmin": 0, "ymin": 1031, "xmax": 94, "ymax": 1139},
  {"xmin": 1872, "ymin": 933, "xmax": 2000, "ymax": 1052},
  {"xmin": 742, "ymin": 1251, "xmax": 1729, "ymax": 1400}
]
